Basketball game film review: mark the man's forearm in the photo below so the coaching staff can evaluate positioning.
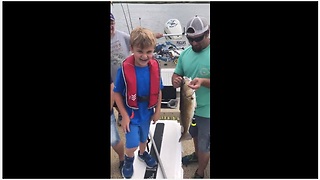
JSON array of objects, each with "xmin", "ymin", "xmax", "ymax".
[{"xmin": 201, "ymin": 78, "xmax": 210, "ymax": 88}]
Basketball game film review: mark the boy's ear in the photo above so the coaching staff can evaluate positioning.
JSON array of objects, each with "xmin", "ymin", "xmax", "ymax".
[{"xmin": 130, "ymin": 46, "xmax": 133, "ymax": 52}]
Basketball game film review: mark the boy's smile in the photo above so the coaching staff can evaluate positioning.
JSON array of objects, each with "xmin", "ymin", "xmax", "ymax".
[
  {"xmin": 131, "ymin": 46, "xmax": 155, "ymax": 67},
  {"xmin": 140, "ymin": 58, "xmax": 149, "ymax": 62}
]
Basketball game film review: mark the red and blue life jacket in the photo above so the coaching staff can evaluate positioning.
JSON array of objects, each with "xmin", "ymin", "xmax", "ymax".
[{"xmin": 121, "ymin": 55, "xmax": 160, "ymax": 109}]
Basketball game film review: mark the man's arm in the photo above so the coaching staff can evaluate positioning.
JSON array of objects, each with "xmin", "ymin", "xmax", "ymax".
[
  {"xmin": 110, "ymin": 82, "xmax": 114, "ymax": 111},
  {"xmin": 153, "ymin": 32, "xmax": 163, "ymax": 39}
]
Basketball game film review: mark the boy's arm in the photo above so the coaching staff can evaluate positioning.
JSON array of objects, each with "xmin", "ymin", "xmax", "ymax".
[
  {"xmin": 113, "ymin": 92, "xmax": 131, "ymax": 133},
  {"xmin": 113, "ymin": 92, "xmax": 128, "ymax": 118},
  {"xmin": 155, "ymin": 90, "xmax": 162, "ymax": 114},
  {"xmin": 151, "ymin": 90, "xmax": 162, "ymax": 124}
]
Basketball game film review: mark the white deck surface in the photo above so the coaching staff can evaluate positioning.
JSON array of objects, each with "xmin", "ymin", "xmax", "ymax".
[{"xmin": 131, "ymin": 120, "xmax": 184, "ymax": 179}]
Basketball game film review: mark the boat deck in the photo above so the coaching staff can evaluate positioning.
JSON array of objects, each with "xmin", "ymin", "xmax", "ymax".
[
  {"xmin": 111, "ymin": 70, "xmax": 210, "ymax": 178},
  {"xmin": 110, "ymin": 108, "xmax": 210, "ymax": 179}
]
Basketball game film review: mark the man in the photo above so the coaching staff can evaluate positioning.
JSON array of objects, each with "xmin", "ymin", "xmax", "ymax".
[
  {"xmin": 110, "ymin": 77, "xmax": 125, "ymax": 174},
  {"xmin": 110, "ymin": 12, "xmax": 131, "ymax": 126},
  {"xmin": 171, "ymin": 15, "xmax": 210, "ymax": 179}
]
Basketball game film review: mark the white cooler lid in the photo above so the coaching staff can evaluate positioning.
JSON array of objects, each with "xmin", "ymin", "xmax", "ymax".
[{"xmin": 131, "ymin": 120, "xmax": 183, "ymax": 179}]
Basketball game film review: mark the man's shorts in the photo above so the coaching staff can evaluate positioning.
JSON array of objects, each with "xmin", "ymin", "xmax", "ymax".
[
  {"xmin": 189, "ymin": 115, "xmax": 210, "ymax": 152},
  {"xmin": 110, "ymin": 113, "xmax": 121, "ymax": 146}
]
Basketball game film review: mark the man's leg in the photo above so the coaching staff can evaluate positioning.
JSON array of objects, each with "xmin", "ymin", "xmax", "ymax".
[
  {"xmin": 110, "ymin": 113, "xmax": 125, "ymax": 174},
  {"xmin": 193, "ymin": 116, "xmax": 210, "ymax": 178},
  {"xmin": 114, "ymin": 106, "xmax": 122, "ymax": 126},
  {"xmin": 112, "ymin": 140, "xmax": 125, "ymax": 162},
  {"xmin": 195, "ymin": 151, "xmax": 210, "ymax": 177}
]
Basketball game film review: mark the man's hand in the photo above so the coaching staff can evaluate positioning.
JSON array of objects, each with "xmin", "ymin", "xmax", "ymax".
[
  {"xmin": 188, "ymin": 78, "xmax": 210, "ymax": 89},
  {"xmin": 154, "ymin": 32, "xmax": 163, "ymax": 39},
  {"xmin": 188, "ymin": 78, "xmax": 202, "ymax": 90},
  {"xmin": 172, "ymin": 76, "xmax": 183, "ymax": 88}
]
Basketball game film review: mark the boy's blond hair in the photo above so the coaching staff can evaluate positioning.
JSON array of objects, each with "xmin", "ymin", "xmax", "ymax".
[{"xmin": 130, "ymin": 27, "xmax": 156, "ymax": 49}]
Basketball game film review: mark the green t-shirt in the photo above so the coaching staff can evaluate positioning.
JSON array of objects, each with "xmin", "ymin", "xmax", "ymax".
[{"xmin": 174, "ymin": 45, "xmax": 210, "ymax": 118}]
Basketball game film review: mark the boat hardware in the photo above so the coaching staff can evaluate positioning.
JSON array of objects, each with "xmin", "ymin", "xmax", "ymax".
[
  {"xmin": 148, "ymin": 130, "xmax": 168, "ymax": 179},
  {"xmin": 161, "ymin": 99, "xmax": 178, "ymax": 109}
]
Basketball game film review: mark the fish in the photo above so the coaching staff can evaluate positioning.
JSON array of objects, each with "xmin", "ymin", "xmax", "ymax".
[{"xmin": 179, "ymin": 76, "xmax": 196, "ymax": 142}]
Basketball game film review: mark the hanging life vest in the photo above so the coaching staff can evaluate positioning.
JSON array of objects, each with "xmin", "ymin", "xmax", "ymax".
[{"xmin": 122, "ymin": 55, "xmax": 160, "ymax": 109}]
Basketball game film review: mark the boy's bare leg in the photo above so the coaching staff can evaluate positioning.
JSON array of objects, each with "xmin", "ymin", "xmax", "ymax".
[
  {"xmin": 126, "ymin": 147, "xmax": 137, "ymax": 158},
  {"xmin": 139, "ymin": 142, "xmax": 147, "ymax": 154}
]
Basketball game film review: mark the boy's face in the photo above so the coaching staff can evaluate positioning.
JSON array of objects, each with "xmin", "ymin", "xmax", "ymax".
[{"xmin": 131, "ymin": 45, "xmax": 154, "ymax": 67}]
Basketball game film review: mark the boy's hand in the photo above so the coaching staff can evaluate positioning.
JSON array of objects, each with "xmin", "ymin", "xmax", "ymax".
[
  {"xmin": 150, "ymin": 111, "xmax": 160, "ymax": 124},
  {"xmin": 121, "ymin": 116, "xmax": 131, "ymax": 133}
]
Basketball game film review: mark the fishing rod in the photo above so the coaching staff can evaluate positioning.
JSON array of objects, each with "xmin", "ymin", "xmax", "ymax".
[
  {"xmin": 148, "ymin": 130, "xmax": 168, "ymax": 179},
  {"xmin": 120, "ymin": 3, "xmax": 131, "ymax": 34},
  {"xmin": 126, "ymin": 3, "xmax": 134, "ymax": 31}
]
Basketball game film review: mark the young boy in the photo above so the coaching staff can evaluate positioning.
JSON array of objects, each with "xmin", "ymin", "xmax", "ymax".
[{"xmin": 113, "ymin": 27, "xmax": 163, "ymax": 179}]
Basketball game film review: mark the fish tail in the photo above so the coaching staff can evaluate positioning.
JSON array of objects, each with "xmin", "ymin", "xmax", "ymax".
[{"xmin": 178, "ymin": 132, "xmax": 193, "ymax": 142}]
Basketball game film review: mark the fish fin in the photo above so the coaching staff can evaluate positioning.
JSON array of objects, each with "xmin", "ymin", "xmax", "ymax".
[
  {"xmin": 192, "ymin": 90, "xmax": 197, "ymax": 108},
  {"xmin": 178, "ymin": 132, "xmax": 193, "ymax": 142}
]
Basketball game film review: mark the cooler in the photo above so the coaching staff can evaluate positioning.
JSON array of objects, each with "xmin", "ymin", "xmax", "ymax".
[{"xmin": 131, "ymin": 120, "xmax": 184, "ymax": 179}]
